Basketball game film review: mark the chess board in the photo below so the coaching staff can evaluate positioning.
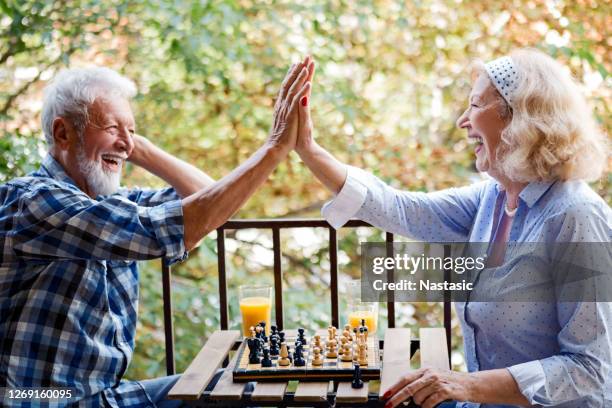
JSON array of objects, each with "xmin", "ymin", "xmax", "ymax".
[{"xmin": 232, "ymin": 332, "xmax": 381, "ymax": 382}]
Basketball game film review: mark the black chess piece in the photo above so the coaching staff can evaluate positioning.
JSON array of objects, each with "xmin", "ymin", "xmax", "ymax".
[
  {"xmin": 259, "ymin": 321, "xmax": 268, "ymax": 343},
  {"xmin": 351, "ymin": 364, "xmax": 364, "ymax": 389},
  {"xmin": 297, "ymin": 327, "xmax": 306, "ymax": 343},
  {"xmin": 261, "ymin": 347, "xmax": 273, "ymax": 367},
  {"xmin": 247, "ymin": 337, "xmax": 261, "ymax": 364},
  {"xmin": 293, "ymin": 342, "xmax": 305, "ymax": 366},
  {"xmin": 270, "ymin": 335, "xmax": 280, "ymax": 356},
  {"xmin": 270, "ymin": 325, "xmax": 278, "ymax": 337},
  {"xmin": 279, "ymin": 331, "xmax": 285, "ymax": 343}
]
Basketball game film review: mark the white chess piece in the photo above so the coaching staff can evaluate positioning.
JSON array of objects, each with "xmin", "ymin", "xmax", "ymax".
[
  {"xmin": 311, "ymin": 347, "xmax": 324, "ymax": 366},
  {"xmin": 326, "ymin": 339, "xmax": 338, "ymax": 358},
  {"xmin": 358, "ymin": 342, "xmax": 368, "ymax": 366},
  {"xmin": 278, "ymin": 342, "xmax": 291, "ymax": 366},
  {"xmin": 341, "ymin": 343, "xmax": 353, "ymax": 362}
]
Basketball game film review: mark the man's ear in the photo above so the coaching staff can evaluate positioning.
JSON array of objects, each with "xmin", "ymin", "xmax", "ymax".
[{"xmin": 52, "ymin": 117, "xmax": 75, "ymax": 150}]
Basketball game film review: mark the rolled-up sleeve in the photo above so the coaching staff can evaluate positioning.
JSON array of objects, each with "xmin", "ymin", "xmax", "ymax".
[
  {"xmin": 507, "ymin": 360, "xmax": 547, "ymax": 402},
  {"xmin": 120, "ymin": 186, "xmax": 180, "ymax": 207},
  {"xmin": 322, "ymin": 165, "xmax": 485, "ymax": 241},
  {"xmin": 321, "ymin": 167, "xmax": 368, "ymax": 229}
]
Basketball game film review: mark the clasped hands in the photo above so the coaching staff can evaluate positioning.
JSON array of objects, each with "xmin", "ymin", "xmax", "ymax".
[{"xmin": 267, "ymin": 56, "xmax": 318, "ymax": 159}]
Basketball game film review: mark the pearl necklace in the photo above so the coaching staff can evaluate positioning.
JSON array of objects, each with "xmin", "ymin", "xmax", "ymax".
[{"xmin": 504, "ymin": 201, "xmax": 518, "ymax": 217}]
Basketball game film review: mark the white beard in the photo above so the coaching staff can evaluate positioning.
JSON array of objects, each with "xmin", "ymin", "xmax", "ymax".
[{"xmin": 77, "ymin": 146, "xmax": 121, "ymax": 197}]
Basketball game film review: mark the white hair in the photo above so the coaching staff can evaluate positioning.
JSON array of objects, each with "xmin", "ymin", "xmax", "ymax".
[
  {"xmin": 472, "ymin": 48, "xmax": 608, "ymax": 182},
  {"xmin": 41, "ymin": 67, "xmax": 137, "ymax": 145}
]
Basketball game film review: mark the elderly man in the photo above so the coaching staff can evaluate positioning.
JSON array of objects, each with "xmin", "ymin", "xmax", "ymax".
[{"xmin": 0, "ymin": 59, "xmax": 312, "ymax": 407}]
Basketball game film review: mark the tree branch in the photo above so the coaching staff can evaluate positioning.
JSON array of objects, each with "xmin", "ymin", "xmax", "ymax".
[{"xmin": 1, "ymin": 46, "xmax": 76, "ymax": 116}]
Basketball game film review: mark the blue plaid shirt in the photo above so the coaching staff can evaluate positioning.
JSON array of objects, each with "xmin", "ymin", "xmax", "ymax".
[{"xmin": 0, "ymin": 154, "xmax": 187, "ymax": 407}]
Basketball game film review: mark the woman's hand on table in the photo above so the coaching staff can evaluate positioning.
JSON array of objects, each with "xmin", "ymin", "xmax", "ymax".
[
  {"xmin": 383, "ymin": 368, "xmax": 473, "ymax": 408},
  {"xmin": 383, "ymin": 367, "xmax": 531, "ymax": 408}
]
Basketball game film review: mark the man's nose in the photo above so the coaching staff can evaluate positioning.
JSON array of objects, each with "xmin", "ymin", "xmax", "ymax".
[{"xmin": 116, "ymin": 128, "xmax": 134, "ymax": 154}]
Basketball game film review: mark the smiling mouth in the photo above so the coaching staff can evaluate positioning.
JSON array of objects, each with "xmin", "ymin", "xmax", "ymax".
[
  {"xmin": 469, "ymin": 135, "xmax": 484, "ymax": 153},
  {"xmin": 101, "ymin": 154, "xmax": 126, "ymax": 171}
]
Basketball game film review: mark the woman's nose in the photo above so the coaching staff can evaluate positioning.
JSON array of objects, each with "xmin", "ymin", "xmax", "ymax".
[{"xmin": 456, "ymin": 108, "xmax": 470, "ymax": 129}]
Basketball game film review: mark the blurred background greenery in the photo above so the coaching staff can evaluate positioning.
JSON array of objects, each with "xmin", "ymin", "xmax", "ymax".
[{"xmin": 1, "ymin": 0, "xmax": 609, "ymax": 378}]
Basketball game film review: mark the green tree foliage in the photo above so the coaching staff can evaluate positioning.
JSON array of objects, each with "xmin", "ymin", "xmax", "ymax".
[{"xmin": 1, "ymin": 0, "xmax": 609, "ymax": 378}]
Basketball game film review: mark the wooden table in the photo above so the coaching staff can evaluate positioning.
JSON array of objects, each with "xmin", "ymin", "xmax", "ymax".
[{"xmin": 168, "ymin": 327, "xmax": 450, "ymax": 407}]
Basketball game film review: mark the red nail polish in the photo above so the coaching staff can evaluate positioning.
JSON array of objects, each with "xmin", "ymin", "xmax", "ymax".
[{"xmin": 301, "ymin": 96, "xmax": 308, "ymax": 106}]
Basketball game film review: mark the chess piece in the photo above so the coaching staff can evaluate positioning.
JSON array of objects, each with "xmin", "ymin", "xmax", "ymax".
[
  {"xmin": 279, "ymin": 331, "xmax": 286, "ymax": 343},
  {"xmin": 311, "ymin": 347, "xmax": 324, "ymax": 366},
  {"xmin": 297, "ymin": 327, "xmax": 306, "ymax": 344},
  {"xmin": 293, "ymin": 342, "xmax": 306, "ymax": 366},
  {"xmin": 351, "ymin": 364, "xmax": 364, "ymax": 389},
  {"xmin": 261, "ymin": 347, "xmax": 273, "ymax": 367},
  {"xmin": 327, "ymin": 326, "xmax": 334, "ymax": 340},
  {"xmin": 341, "ymin": 343, "xmax": 353, "ymax": 362},
  {"xmin": 358, "ymin": 342, "xmax": 368, "ymax": 366},
  {"xmin": 278, "ymin": 342, "xmax": 291, "ymax": 366},
  {"xmin": 247, "ymin": 337, "xmax": 261, "ymax": 364},
  {"xmin": 359, "ymin": 318, "xmax": 367, "ymax": 332},
  {"xmin": 339, "ymin": 337, "xmax": 348, "ymax": 355},
  {"xmin": 344, "ymin": 324, "xmax": 351, "ymax": 333},
  {"xmin": 270, "ymin": 325, "xmax": 278, "ymax": 337},
  {"xmin": 326, "ymin": 339, "xmax": 338, "ymax": 358},
  {"xmin": 358, "ymin": 331, "xmax": 366, "ymax": 349},
  {"xmin": 270, "ymin": 335, "xmax": 280, "ymax": 356},
  {"xmin": 313, "ymin": 334, "xmax": 322, "ymax": 349},
  {"xmin": 259, "ymin": 321, "xmax": 268, "ymax": 342},
  {"xmin": 343, "ymin": 329, "xmax": 352, "ymax": 342}
]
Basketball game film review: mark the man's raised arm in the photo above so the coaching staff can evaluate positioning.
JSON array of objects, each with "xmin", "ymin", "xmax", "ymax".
[
  {"xmin": 128, "ymin": 134, "xmax": 216, "ymax": 197},
  {"xmin": 181, "ymin": 60, "xmax": 311, "ymax": 250}
]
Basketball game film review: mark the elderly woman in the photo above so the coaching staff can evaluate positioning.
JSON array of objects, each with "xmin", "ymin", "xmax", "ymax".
[{"xmin": 296, "ymin": 49, "xmax": 610, "ymax": 407}]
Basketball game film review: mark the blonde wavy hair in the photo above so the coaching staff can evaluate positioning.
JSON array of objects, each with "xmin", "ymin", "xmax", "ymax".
[{"xmin": 472, "ymin": 48, "xmax": 608, "ymax": 182}]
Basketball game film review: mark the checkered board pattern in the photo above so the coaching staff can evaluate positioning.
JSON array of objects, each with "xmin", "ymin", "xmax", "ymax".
[{"xmin": 232, "ymin": 334, "xmax": 380, "ymax": 382}]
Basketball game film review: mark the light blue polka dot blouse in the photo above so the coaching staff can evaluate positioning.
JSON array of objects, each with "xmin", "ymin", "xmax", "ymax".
[{"xmin": 323, "ymin": 166, "xmax": 611, "ymax": 408}]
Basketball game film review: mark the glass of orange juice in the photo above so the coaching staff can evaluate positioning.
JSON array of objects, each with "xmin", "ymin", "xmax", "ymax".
[
  {"xmin": 239, "ymin": 284, "xmax": 272, "ymax": 337},
  {"xmin": 346, "ymin": 280, "xmax": 378, "ymax": 334}
]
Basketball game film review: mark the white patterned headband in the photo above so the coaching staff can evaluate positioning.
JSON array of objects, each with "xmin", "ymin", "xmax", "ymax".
[{"xmin": 484, "ymin": 56, "xmax": 519, "ymax": 106}]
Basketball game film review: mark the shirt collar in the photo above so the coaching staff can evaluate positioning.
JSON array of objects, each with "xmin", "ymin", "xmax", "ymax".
[
  {"xmin": 493, "ymin": 179, "xmax": 555, "ymax": 208},
  {"xmin": 519, "ymin": 180, "xmax": 556, "ymax": 208},
  {"xmin": 37, "ymin": 153, "xmax": 80, "ymax": 188}
]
